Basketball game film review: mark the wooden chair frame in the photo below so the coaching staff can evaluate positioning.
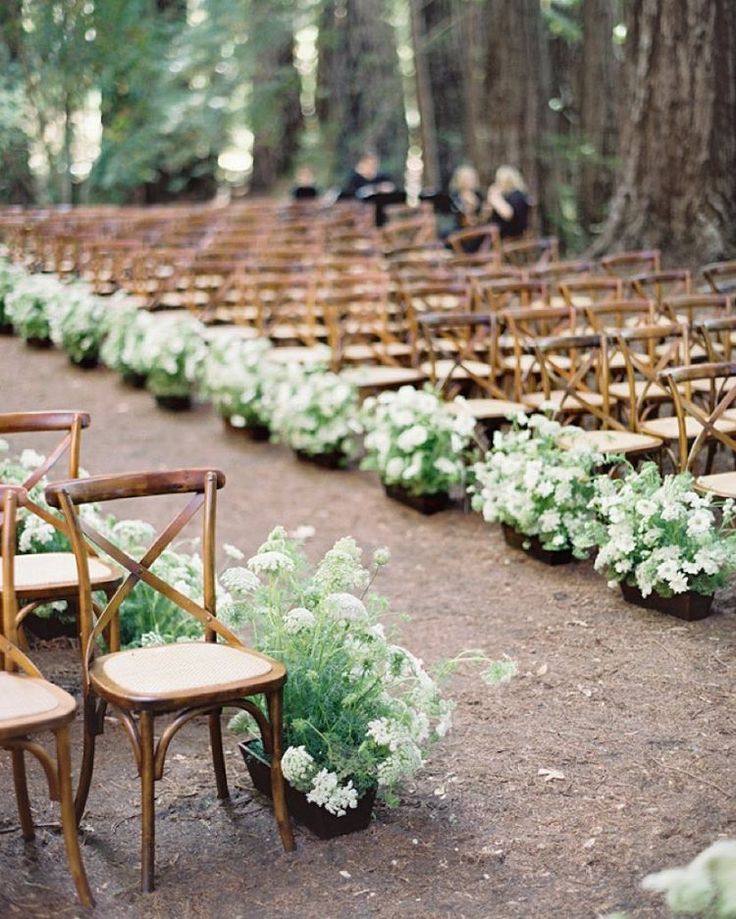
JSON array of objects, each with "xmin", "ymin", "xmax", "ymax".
[
  {"xmin": 702, "ymin": 260, "xmax": 736, "ymax": 295},
  {"xmin": 45, "ymin": 469, "xmax": 295, "ymax": 892},
  {"xmin": 601, "ymin": 249, "xmax": 661, "ymax": 278},
  {"xmin": 1, "ymin": 487, "xmax": 94, "ymax": 907},
  {"xmin": 417, "ymin": 311, "xmax": 505, "ymax": 398}
]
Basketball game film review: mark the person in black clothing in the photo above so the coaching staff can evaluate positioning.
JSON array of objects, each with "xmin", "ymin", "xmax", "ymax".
[
  {"xmin": 486, "ymin": 165, "xmax": 530, "ymax": 239},
  {"xmin": 291, "ymin": 165, "xmax": 320, "ymax": 200},
  {"xmin": 341, "ymin": 151, "xmax": 396, "ymax": 200},
  {"xmin": 448, "ymin": 164, "xmax": 483, "ymax": 230}
]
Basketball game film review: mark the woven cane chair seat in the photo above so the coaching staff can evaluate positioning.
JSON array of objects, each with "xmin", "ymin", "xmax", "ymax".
[
  {"xmin": 695, "ymin": 472, "xmax": 736, "ymax": 498},
  {"xmin": 420, "ymin": 358, "xmax": 492, "ymax": 379},
  {"xmin": 265, "ymin": 345, "xmax": 331, "ymax": 364},
  {"xmin": 0, "ymin": 552, "xmax": 118, "ymax": 597},
  {"xmin": 91, "ymin": 641, "xmax": 273, "ymax": 706},
  {"xmin": 342, "ymin": 365, "xmax": 427, "ymax": 388},
  {"xmin": 642, "ymin": 414, "xmax": 736, "ymax": 441},
  {"xmin": 608, "ymin": 380, "xmax": 670, "ymax": 401},
  {"xmin": 0, "ymin": 672, "xmax": 76, "ymax": 740},
  {"xmin": 558, "ymin": 428, "xmax": 663, "ymax": 455},
  {"xmin": 448, "ymin": 398, "xmax": 525, "ymax": 420},
  {"xmin": 342, "ymin": 341, "xmax": 413, "ymax": 362},
  {"xmin": 522, "ymin": 389, "xmax": 607, "ymax": 411}
]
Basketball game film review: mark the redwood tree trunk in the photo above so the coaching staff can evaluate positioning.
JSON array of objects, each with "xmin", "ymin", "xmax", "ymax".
[
  {"xmin": 595, "ymin": 0, "xmax": 736, "ymax": 264},
  {"xmin": 577, "ymin": 0, "xmax": 619, "ymax": 234},
  {"xmin": 250, "ymin": 2, "xmax": 302, "ymax": 193},
  {"xmin": 317, "ymin": 0, "xmax": 408, "ymax": 183},
  {"xmin": 410, "ymin": 0, "xmax": 466, "ymax": 190}
]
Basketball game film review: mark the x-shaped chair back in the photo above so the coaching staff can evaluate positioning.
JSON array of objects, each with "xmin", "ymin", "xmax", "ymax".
[
  {"xmin": 417, "ymin": 311, "xmax": 504, "ymax": 398},
  {"xmin": 584, "ymin": 298, "xmax": 658, "ymax": 332},
  {"xmin": 694, "ymin": 315, "xmax": 736, "ymax": 363},
  {"xmin": 660, "ymin": 362, "xmax": 736, "ymax": 473},
  {"xmin": 663, "ymin": 295, "xmax": 733, "ymax": 330},
  {"xmin": 629, "ymin": 269, "xmax": 692, "ymax": 303},
  {"xmin": 702, "ymin": 259, "xmax": 736, "ymax": 295},
  {"xmin": 558, "ymin": 277, "xmax": 623, "ymax": 309},
  {"xmin": 615, "ymin": 323, "xmax": 690, "ymax": 427},
  {"xmin": 601, "ymin": 249, "xmax": 661, "ymax": 278}
]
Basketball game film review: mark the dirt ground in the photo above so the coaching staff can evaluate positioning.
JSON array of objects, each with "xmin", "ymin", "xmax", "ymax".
[{"xmin": 1, "ymin": 333, "xmax": 735, "ymax": 919}]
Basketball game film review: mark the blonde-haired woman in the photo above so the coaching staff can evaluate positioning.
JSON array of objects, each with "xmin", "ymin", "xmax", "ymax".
[
  {"xmin": 486, "ymin": 165, "xmax": 530, "ymax": 239},
  {"xmin": 449, "ymin": 164, "xmax": 483, "ymax": 229}
]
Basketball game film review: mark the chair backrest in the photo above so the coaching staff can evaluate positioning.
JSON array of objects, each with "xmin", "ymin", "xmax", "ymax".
[
  {"xmin": 662, "ymin": 294, "xmax": 733, "ymax": 328},
  {"xmin": 533, "ymin": 332, "xmax": 621, "ymax": 429},
  {"xmin": 45, "ymin": 469, "xmax": 237, "ymax": 684},
  {"xmin": 694, "ymin": 315, "xmax": 736, "ymax": 362},
  {"xmin": 558, "ymin": 276, "xmax": 623, "ymax": 309},
  {"xmin": 1, "ymin": 486, "xmax": 45, "ymax": 678},
  {"xmin": 0, "ymin": 411, "xmax": 90, "ymax": 540},
  {"xmin": 660, "ymin": 362, "xmax": 736, "ymax": 473},
  {"xmin": 447, "ymin": 224, "xmax": 501, "ymax": 258},
  {"xmin": 615, "ymin": 323, "xmax": 689, "ymax": 429},
  {"xmin": 473, "ymin": 278, "xmax": 548, "ymax": 312},
  {"xmin": 702, "ymin": 260, "xmax": 736, "ymax": 294},
  {"xmin": 501, "ymin": 305, "xmax": 577, "ymax": 401},
  {"xmin": 417, "ymin": 311, "xmax": 503, "ymax": 398},
  {"xmin": 601, "ymin": 249, "xmax": 661, "ymax": 278},
  {"xmin": 583, "ymin": 298, "xmax": 658, "ymax": 332},
  {"xmin": 528, "ymin": 259, "xmax": 596, "ymax": 282},
  {"xmin": 500, "ymin": 237, "xmax": 558, "ymax": 268},
  {"xmin": 629, "ymin": 269, "xmax": 692, "ymax": 302}
]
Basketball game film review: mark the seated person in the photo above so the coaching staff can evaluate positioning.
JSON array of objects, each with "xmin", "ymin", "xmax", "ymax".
[
  {"xmin": 291, "ymin": 165, "xmax": 320, "ymax": 200},
  {"xmin": 341, "ymin": 151, "xmax": 396, "ymax": 199},
  {"xmin": 449, "ymin": 164, "xmax": 483, "ymax": 230},
  {"xmin": 486, "ymin": 165, "xmax": 530, "ymax": 239}
]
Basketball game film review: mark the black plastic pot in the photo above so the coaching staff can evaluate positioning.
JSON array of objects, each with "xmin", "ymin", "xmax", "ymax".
[
  {"xmin": 619, "ymin": 582, "xmax": 713, "ymax": 621},
  {"xmin": 384, "ymin": 482, "xmax": 451, "ymax": 515},
  {"xmin": 501, "ymin": 523, "xmax": 575, "ymax": 565}
]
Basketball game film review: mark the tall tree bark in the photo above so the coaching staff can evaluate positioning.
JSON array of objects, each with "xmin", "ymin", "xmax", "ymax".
[
  {"xmin": 595, "ymin": 0, "xmax": 736, "ymax": 264},
  {"xmin": 317, "ymin": 0, "xmax": 408, "ymax": 183},
  {"xmin": 249, "ymin": 1, "xmax": 302, "ymax": 192},
  {"xmin": 410, "ymin": 0, "xmax": 465, "ymax": 190},
  {"xmin": 0, "ymin": 0, "xmax": 35, "ymax": 203},
  {"xmin": 458, "ymin": 0, "xmax": 549, "ymax": 198},
  {"xmin": 577, "ymin": 0, "xmax": 619, "ymax": 234}
]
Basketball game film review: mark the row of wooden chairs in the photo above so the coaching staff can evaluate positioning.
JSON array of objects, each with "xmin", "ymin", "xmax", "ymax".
[{"xmin": 0, "ymin": 412, "xmax": 295, "ymax": 903}]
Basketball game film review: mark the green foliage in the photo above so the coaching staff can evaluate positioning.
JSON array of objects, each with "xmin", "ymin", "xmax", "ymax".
[{"xmin": 641, "ymin": 839, "xmax": 736, "ymax": 917}]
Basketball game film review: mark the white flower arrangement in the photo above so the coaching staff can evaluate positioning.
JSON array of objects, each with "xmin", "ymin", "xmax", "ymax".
[
  {"xmin": 49, "ymin": 281, "xmax": 110, "ymax": 364},
  {"xmin": 470, "ymin": 413, "xmax": 605, "ymax": 556},
  {"xmin": 641, "ymin": 839, "xmax": 736, "ymax": 916},
  {"xmin": 226, "ymin": 526, "xmax": 514, "ymax": 814},
  {"xmin": 100, "ymin": 298, "xmax": 155, "ymax": 379},
  {"xmin": 269, "ymin": 365, "xmax": 362, "ymax": 461},
  {"xmin": 139, "ymin": 314, "xmax": 208, "ymax": 398},
  {"xmin": 582, "ymin": 462, "xmax": 736, "ymax": 598},
  {"xmin": 200, "ymin": 335, "xmax": 277, "ymax": 428},
  {"xmin": 361, "ymin": 385, "xmax": 477, "ymax": 496},
  {"xmin": 0, "ymin": 260, "xmax": 24, "ymax": 329},
  {"xmin": 4, "ymin": 271, "xmax": 65, "ymax": 342}
]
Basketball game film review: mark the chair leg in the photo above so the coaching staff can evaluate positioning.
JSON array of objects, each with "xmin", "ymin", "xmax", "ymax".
[
  {"xmin": 139, "ymin": 710, "xmax": 156, "ymax": 893},
  {"xmin": 266, "ymin": 689, "xmax": 295, "ymax": 853},
  {"xmin": 11, "ymin": 748, "xmax": 35, "ymax": 841},
  {"xmin": 55, "ymin": 727, "xmax": 94, "ymax": 908},
  {"xmin": 75, "ymin": 696, "xmax": 98, "ymax": 824},
  {"xmin": 208, "ymin": 709, "xmax": 229, "ymax": 800}
]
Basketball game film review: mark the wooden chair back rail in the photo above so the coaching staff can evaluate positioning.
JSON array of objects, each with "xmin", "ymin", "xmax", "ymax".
[
  {"xmin": 601, "ymin": 249, "xmax": 662, "ymax": 276},
  {"xmin": 616, "ymin": 323, "xmax": 689, "ymax": 422},
  {"xmin": 583, "ymin": 298, "xmax": 657, "ymax": 331},
  {"xmin": 532, "ymin": 333, "xmax": 623, "ymax": 429},
  {"xmin": 418, "ymin": 311, "xmax": 502, "ymax": 396},
  {"xmin": 661, "ymin": 294, "xmax": 733, "ymax": 326},
  {"xmin": 661, "ymin": 362, "xmax": 736, "ymax": 471},
  {"xmin": 529, "ymin": 259, "xmax": 596, "ymax": 280},
  {"xmin": 702, "ymin": 260, "xmax": 736, "ymax": 294},
  {"xmin": 629, "ymin": 269, "xmax": 692, "ymax": 301}
]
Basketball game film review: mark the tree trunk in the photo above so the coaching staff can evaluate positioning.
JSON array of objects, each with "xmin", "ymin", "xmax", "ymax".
[
  {"xmin": 577, "ymin": 0, "xmax": 619, "ymax": 235},
  {"xmin": 316, "ymin": 0, "xmax": 408, "ymax": 184},
  {"xmin": 0, "ymin": 0, "xmax": 35, "ymax": 204},
  {"xmin": 595, "ymin": 0, "xmax": 736, "ymax": 264},
  {"xmin": 457, "ymin": 0, "xmax": 549, "ymax": 203},
  {"xmin": 410, "ymin": 0, "xmax": 466, "ymax": 190},
  {"xmin": 249, "ymin": 1, "xmax": 302, "ymax": 193}
]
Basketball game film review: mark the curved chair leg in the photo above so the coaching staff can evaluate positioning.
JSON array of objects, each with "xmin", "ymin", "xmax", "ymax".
[
  {"xmin": 55, "ymin": 727, "xmax": 94, "ymax": 907},
  {"xmin": 266, "ymin": 689, "xmax": 295, "ymax": 852},
  {"xmin": 11, "ymin": 748, "xmax": 35, "ymax": 841},
  {"xmin": 208, "ymin": 709, "xmax": 229, "ymax": 799},
  {"xmin": 74, "ymin": 696, "xmax": 99, "ymax": 823},
  {"xmin": 139, "ymin": 710, "xmax": 156, "ymax": 893}
]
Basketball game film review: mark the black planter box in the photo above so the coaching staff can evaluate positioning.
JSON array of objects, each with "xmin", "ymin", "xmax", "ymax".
[
  {"xmin": 222, "ymin": 417, "xmax": 271, "ymax": 441},
  {"xmin": 294, "ymin": 448, "xmax": 348, "ymax": 470},
  {"xmin": 155, "ymin": 394, "xmax": 192, "ymax": 412},
  {"xmin": 239, "ymin": 741, "xmax": 376, "ymax": 839},
  {"xmin": 384, "ymin": 482, "xmax": 451, "ymax": 515},
  {"xmin": 501, "ymin": 523, "xmax": 574, "ymax": 565},
  {"xmin": 620, "ymin": 582, "xmax": 713, "ymax": 621},
  {"xmin": 122, "ymin": 371, "xmax": 148, "ymax": 389}
]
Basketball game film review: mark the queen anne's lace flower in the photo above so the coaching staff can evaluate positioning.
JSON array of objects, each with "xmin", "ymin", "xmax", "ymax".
[
  {"xmin": 220, "ymin": 566, "xmax": 261, "ymax": 593},
  {"xmin": 283, "ymin": 607, "xmax": 316, "ymax": 634},
  {"xmin": 281, "ymin": 745, "xmax": 317, "ymax": 790},
  {"xmin": 306, "ymin": 769, "xmax": 359, "ymax": 816},
  {"xmin": 323, "ymin": 592, "xmax": 368, "ymax": 622},
  {"xmin": 247, "ymin": 551, "xmax": 294, "ymax": 576}
]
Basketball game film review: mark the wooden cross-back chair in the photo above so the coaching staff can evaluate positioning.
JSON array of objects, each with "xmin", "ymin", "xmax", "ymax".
[
  {"xmin": 694, "ymin": 315, "xmax": 736, "ymax": 365},
  {"xmin": 45, "ymin": 469, "xmax": 295, "ymax": 893},
  {"xmin": 531, "ymin": 334, "xmax": 664, "ymax": 459},
  {"xmin": 499, "ymin": 236, "xmax": 558, "ymax": 268},
  {"xmin": 446, "ymin": 224, "xmax": 501, "ymax": 259},
  {"xmin": 382, "ymin": 215, "xmax": 437, "ymax": 253},
  {"xmin": 600, "ymin": 249, "xmax": 661, "ymax": 278},
  {"xmin": 660, "ymin": 294, "xmax": 733, "ymax": 361},
  {"xmin": 1, "ymin": 487, "xmax": 94, "ymax": 907},
  {"xmin": 611, "ymin": 323, "xmax": 696, "ymax": 452},
  {"xmin": 417, "ymin": 311, "xmax": 524, "ymax": 425},
  {"xmin": 558, "ymin": 276, "xmax": 623, "ymax": 309},
  {"xmin": 660, "ymin": 362, "xmax": 736, "ymax": 496},
  {"xmin": 499, "ymin": 304, "xmax": 576, "ymax": 402},
  {"xmin": 0, "ymin": 412, "xmax": 120, "ymax": 647},
  {"xmin": 472, "ymin": 278, "xmax": 548, "ymax": 313},
  {"xmin": 528, "ymin": 259, "xmax": 596, "ymax": 284},
  {"xmin": 702, "ymin": 260, "xmax": 736, "ymax": 295},
  {"xmin": 582, "ymin": 299, "xmax": 659, "ymax": 333},
  {"xmin": 629, "ymin": 269, "xmax": 692, "ymax": 303}
]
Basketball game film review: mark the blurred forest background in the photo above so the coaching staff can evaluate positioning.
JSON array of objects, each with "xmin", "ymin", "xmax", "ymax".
[{"xmin": 0, "ymin": 0, "xmax": 734, "ymax": 262}]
